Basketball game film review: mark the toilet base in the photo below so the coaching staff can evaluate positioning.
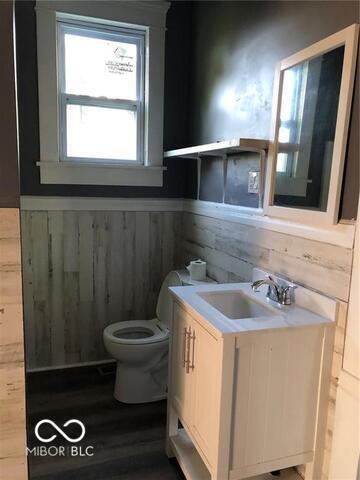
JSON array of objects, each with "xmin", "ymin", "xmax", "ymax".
[{"xmin": 114, "ymin": 362, "xmax": 167, "ymax": 404}]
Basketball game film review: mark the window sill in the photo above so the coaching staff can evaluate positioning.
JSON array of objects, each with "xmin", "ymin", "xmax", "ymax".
[{"xmin": 36, "ymin": 161, "xmax": 166, "ymax": 186}]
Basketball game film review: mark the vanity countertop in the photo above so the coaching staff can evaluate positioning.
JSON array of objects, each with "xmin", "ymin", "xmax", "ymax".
[{"xmin": 170, "ymin": 282, "xmax": 335, "ymax": 337}]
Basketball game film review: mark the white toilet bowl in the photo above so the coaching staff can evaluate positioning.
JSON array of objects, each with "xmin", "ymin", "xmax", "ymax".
[
  {"xmin": 103, "ymin": 319, "xmax": 170, "ymax": 403},
  {"xmin": 103, "ymin": 271, "xmax": 183, "ymax": 404}
]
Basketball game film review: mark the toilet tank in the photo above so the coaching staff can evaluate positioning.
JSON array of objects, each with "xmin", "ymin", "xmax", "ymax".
[{"xmin": 156, "ymin": 270, "xmax": 216, "ymax": 327}]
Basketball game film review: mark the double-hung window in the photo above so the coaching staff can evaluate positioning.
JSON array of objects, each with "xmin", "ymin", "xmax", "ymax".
[
  {"xmin": 36, "ymin": 1, "xmax": 169, "ymax": 186},
  {"xmin": 58, "ymin": 22, "xmax": 144, "ymax": 164}
]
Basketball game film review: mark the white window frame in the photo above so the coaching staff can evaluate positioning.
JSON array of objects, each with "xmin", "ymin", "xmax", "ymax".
[
  {"xmin": 58, "ymin": 20, "xmax": 145, "ymax": 165},
  {"xmin": 35, "ymin": 1, "xmax": 169, "ymax": 186}
]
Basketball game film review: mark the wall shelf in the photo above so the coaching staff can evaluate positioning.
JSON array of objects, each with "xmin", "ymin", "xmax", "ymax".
[
  {"xmin": 164, "ymin": 138, "xmax": 269, "ymax": 208},
  {"xmin": 164, "ymin": 138, "xmax": 269, "ymax": 159}
]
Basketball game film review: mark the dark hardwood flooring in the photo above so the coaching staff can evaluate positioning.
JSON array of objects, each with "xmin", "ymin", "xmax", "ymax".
[{"xmin": 26, "ymin": 364, "xmax": 184, "ymax": 480}]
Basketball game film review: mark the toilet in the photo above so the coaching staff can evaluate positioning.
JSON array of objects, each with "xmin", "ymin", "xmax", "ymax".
[{"xmin": 103, "ymin": 270, "xmax": 211, "ymax": 404}]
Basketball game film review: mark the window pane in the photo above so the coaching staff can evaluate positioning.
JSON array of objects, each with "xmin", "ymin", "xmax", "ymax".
[
  {"xmin": 64, "ymin": 29, "xmax": 138, "ymax": 100},
  {"xmin": 276, "ymin": 153, "xmax": 288, "ymax": 173},
  {"xmin": 278, "ymin": 126, "xmax": 290, "ymax": 143},
  {"xmin": 66, "ymin": 105, "xmax": 137, "ymax": 161}
]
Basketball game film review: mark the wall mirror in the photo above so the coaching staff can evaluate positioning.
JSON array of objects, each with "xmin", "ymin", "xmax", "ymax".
[{"xmin": 264, "ymin": 24, "xmax": 358, "ymax": 225}]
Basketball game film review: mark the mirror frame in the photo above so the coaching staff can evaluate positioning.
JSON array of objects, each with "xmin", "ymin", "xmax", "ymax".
[{"xmin": 264, "ymin": 24, "xmax": 359, "ymax": 225}]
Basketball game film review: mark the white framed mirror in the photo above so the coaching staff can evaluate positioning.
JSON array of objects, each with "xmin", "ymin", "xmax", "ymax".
[{"xmin": 264, "ymin": 24, "xmax": 359, "ymax": 225}]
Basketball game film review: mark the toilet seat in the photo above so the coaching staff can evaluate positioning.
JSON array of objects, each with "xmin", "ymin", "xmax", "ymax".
[{"xmin": 103, "ymin": 319, "xmax": 169, "ymax": 346}]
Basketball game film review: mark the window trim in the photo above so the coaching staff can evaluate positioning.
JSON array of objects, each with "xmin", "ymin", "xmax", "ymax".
[{"xmin": 35, "ymin": 1, "xmax": 169, "ymax": 186}]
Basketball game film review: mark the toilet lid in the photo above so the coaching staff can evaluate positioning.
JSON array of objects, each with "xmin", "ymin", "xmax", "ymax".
[{"xmin": 156, "ymin": 271, "xmax": 183, "ymax": 327}]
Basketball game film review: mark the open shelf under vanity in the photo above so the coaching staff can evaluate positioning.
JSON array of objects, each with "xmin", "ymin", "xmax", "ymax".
[{"xmin": 170, "ymin": 429, "xmax": 211, "ymax": 480}]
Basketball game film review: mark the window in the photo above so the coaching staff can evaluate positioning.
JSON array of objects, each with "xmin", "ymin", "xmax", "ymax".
[
  {"xmin": 58, "ymin": 22, "xmax": 144, "ymax": 164},
  {"xmin": 35, "ymin": 1, "xmax": 169, "ymax": 186}
]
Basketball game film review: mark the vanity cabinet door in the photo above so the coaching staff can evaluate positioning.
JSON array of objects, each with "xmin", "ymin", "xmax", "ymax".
[
  {"xmin": 171, "ymin": 304, "xmax": 193, "ymax": 426},
  {"xmin": 190, "ymin": 320, "xmax": 220, "ymax": 465}
]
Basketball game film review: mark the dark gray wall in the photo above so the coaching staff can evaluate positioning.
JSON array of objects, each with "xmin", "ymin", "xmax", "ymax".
[
  {"xmin": 225, "ymin": 153, "xmax": 260, "ymax": 208},
  {"xmin": 15, "ymin": 1, "xmax": 192, "ymax": 198},
  {"xmin": 164, "ymin": 1, "xmax": 193, "ymax": 151},
  {"xmin": 0, "ymin": 1, "xmax": 20, "ymax": 208},
  {"xmin": 189, "ymin": 1, "xmax": 359, "ymax": 219},
  {"xmin": 14, "ymin": 0, "xmax": 360, "ymax": 215}
]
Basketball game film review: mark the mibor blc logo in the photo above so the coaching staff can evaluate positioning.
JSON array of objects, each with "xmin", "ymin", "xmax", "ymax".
[
  {"xmin": 27, "ymin": 419, "xmax": 94, "ymax": 457},
  {"xmin": 35, "ymin": 419, "xmax": 86, "ymax": 443}
]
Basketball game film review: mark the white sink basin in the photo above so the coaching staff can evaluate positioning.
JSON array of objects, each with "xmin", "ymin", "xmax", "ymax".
[
  {"xmin": 170, "ymin": 269, "xmax": 336, "ymax": 334},
  {"xmin": 198, "ymin": 290, "xmax": 276, "ymax": 320}
]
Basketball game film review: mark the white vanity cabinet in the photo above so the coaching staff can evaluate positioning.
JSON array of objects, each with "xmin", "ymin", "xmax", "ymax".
[
  {"xmin": 166, "ymin": 299, "xmax": 332, "ymax": 480},
  {"xmin": 169, "ymin": 303, "xmax": 223, "ymax": 469},
  {"xmin": 170, "ymin": 305, "xmax": 193, "ymax": 426}
]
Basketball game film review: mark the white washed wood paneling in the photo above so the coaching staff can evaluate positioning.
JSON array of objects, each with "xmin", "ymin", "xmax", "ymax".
[
  {"xmin": 177, "ymin": 211, "xmax": 353, "ymax": 479},
  {"xmin": 21, "ymin": 210, "xmax": 180, "ymax": 370},
  {"xmin": 178, "ymin": 212, "xmax": 352, "ymax": 301},
  {"xmin": 0, "ymin": 209, "xmax": 27, "ymax": 479}
]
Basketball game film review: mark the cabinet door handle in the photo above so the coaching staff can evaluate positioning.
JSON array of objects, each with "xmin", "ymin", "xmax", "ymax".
[
  {"xmin": 182, "ymin": 327, "xmax": 187, "ymax": 368},
  {"xmin": 189, "ymin": 330, "xmax": 195, "ymax": 371},
  {"xmin": 185, "ymin": 327, "xmax": 192, "ymax": 374}
]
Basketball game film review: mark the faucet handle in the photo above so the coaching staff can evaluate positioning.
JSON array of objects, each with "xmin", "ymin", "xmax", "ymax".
[
  {"xmin": 251, "ymin": 279, "xmax": 263, "ymax": 292},
  {"xmin": 281, "ymin": 284, "xmax": 297, "ymax": 305}
]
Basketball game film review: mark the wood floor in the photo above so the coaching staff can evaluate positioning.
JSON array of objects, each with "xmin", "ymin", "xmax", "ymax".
[
  {"xmin": 26, "ymin": 365, "xmax": 184, "ymax": 480},
  {"xmin": 26, "ymin": 365, "xmax": 301, "ymax": 480}
]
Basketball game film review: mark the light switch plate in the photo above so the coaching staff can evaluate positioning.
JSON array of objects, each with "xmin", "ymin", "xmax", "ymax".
[{"xmin": 248, "ymin": 171, "xmax": 260, "ymax": 194}]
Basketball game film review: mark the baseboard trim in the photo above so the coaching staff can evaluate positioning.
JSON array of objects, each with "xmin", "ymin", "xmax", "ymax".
[{"xmin": 26, "ymin": 359, "xmax": 116, "ymax": 373}]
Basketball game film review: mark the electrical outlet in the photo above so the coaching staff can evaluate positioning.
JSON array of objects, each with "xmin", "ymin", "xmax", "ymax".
[{"xmin": 248, "ymin": 171, "xmax": 260, "ymax": 194}]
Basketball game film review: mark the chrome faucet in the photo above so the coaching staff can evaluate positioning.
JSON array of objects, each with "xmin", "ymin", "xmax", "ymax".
[{"xmin": 251, "ymin": 276, "xmax": 296, "ymax": 306}]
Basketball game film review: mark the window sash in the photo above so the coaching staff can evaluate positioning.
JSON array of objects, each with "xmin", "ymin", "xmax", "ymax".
[
  {"xmin": 60, "ymin": 94, "xmax": 142, "ymax": 164},
  {"xmin": 57, "ymin": 20, "xmax": 145, "ymax": 164}
]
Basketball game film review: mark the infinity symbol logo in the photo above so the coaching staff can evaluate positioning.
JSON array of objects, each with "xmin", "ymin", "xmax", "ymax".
[{"xmin": 35, "ymin": 419, "xmax": 86, "ymax": 443}]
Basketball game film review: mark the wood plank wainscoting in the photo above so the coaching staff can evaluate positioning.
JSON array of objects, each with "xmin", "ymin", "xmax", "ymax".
[
  {"xmin": 0, "ymin": 209, "xmax": 28, "ymax": 478},
  {"xmin": 19, "ymin": 201, "xmax": 356, "ymax": 479},
  {"xmin": 176, "ymin": 211, "xmax": 353, "ymax": 479},
  {"xmin": 21, "ymin": 210, "xmax": 180, "ymax": 370}
]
